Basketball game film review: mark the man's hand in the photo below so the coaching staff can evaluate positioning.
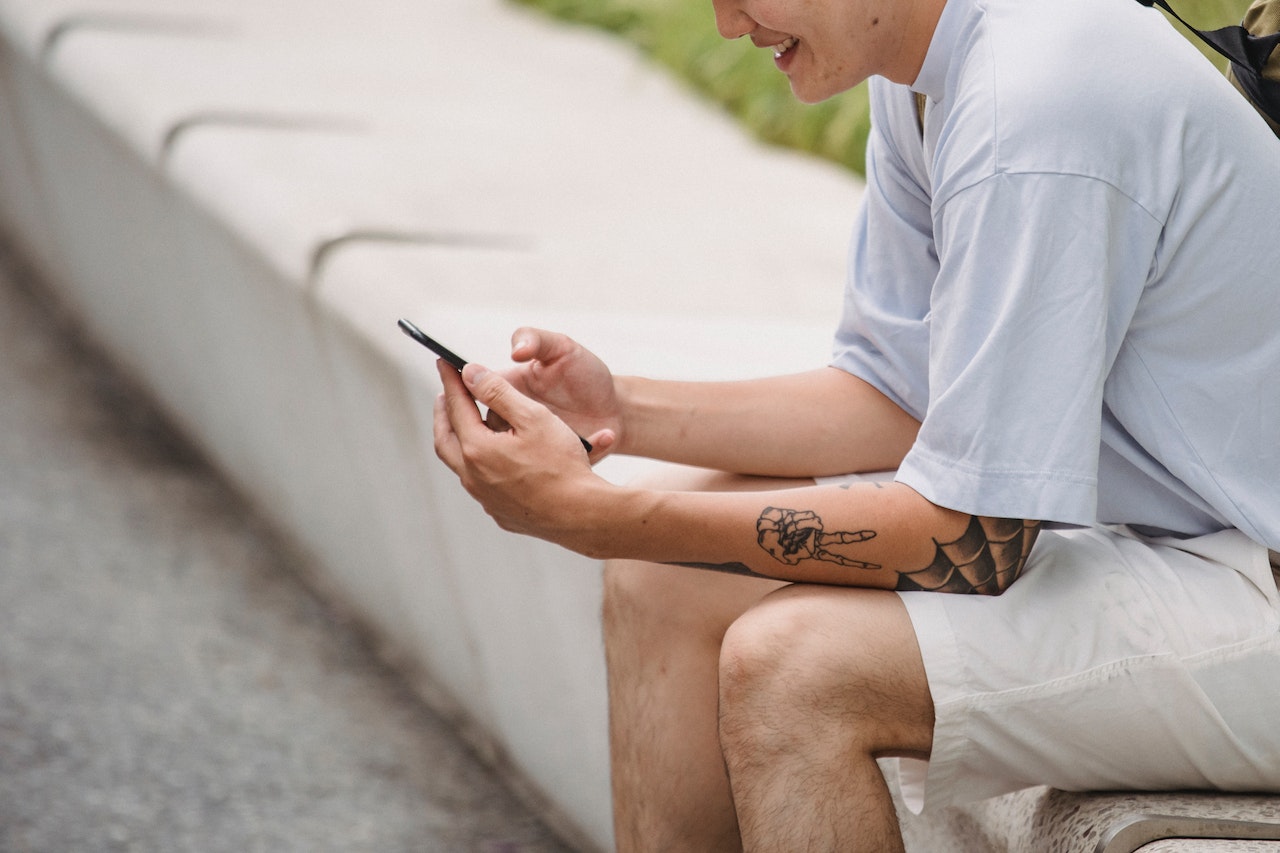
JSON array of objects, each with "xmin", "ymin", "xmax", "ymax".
[
  {"xmin": 491, "ymin": 328, "xmax": 624, "ymax": 458},
  {"xmin": 432, "ymin": 360, "xmax": 618, "ymax": 548}
]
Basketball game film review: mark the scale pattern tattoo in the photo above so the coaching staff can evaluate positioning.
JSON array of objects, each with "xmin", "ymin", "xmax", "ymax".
[{"xmin": 755, "ymin": 507, "xmax": 1040, "ymax": 595}]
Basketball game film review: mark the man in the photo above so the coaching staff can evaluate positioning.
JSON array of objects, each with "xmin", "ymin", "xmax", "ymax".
[{"xmin": 433, "ymin": 0, "xmax": 1280, "ymax": 846}]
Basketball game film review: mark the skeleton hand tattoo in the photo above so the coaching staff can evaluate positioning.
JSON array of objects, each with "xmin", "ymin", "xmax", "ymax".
[
  {"xmin": 756, "ymin": 507, "xmax": 882, "ymax": 569},
  {"xmin": 754, "ymin": 507, "xmax": 1040, "ymax": 594}
]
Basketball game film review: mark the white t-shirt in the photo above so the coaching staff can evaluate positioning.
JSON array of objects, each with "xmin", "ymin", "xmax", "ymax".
[{"xmin": 832, "ymin": 0, "xmax": 1280, "ymax": 548}]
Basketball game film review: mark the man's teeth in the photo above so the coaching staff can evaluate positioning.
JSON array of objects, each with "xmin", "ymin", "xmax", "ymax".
[{"xmin": 773, "ymin": 37, "xmax": 797, "ymax": 59}]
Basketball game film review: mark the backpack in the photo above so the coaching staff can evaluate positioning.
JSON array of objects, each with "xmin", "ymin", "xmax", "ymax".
[{"xmin": 1139, "ymin": 0, "xmax": 1280, "ymax": 135}]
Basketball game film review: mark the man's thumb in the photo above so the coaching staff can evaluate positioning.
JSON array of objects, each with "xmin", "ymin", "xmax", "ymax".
[{"xmin": 463, "ymin": 363, "xmax": 528, "ymax": 424}]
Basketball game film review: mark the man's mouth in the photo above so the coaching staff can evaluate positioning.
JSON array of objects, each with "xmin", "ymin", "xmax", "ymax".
[{"xmin": 773, "ymin": 36, "xmax": 798, "ymax": 59}]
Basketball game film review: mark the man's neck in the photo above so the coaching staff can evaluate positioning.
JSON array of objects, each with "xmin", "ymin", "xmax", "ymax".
[{"xmin": 879, "ymin": 0, "xmax": 949, "ymax": 85}]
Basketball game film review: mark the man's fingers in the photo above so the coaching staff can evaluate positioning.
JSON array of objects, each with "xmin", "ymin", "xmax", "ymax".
[
  {"xmin": 433, "ymin": 363, "xmax": 475, "ymax": 469},
  {"xmin": 437, "ymin": 359, "xmax": 495, "ymax": 444},
  {"xmin": 432, "ymin": 396, "xmax": 462, "ymax": 472},
  {"xmin": 437, "ymin": 358, "xmax": 587, "ymax": 464},
  {"xmin": 510, "ymin": 327, "xmax": 576, "ymax": 365},
  {"xmin": 461, "ymin": 362, "xmax": 539, "ymax": 433},
  {"xmin": 583, "ymin": 428, "xmax": 618, "ymax": 457}
]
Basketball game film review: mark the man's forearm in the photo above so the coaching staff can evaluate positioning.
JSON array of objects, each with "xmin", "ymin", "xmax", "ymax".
[
  {"xmin": 436, "ymin": 360, "xmax": 1035, "ymax": 594},
  {"xmin": 579, "ymin": 479, "xmax": 1039, "ymax": 594},
  {"xmin": 613, "ymin": 367, "xmax": 920, "ymax": 478}
]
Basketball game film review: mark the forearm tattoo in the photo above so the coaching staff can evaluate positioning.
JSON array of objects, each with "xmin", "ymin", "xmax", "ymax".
[
  {"xmin": 752, "ymin": 507, "xmax": 1040, "ymax": 595},
  {"xmin": 756, "ymin": 507, "xmax": 882, "ymax": 569},
  {"xmin": 897, "ymin": 515, "xmax": 1040, "ymax": 594},
  {"xmin": 667, "ymin": 561, "xmax": 775, "ymax": 580}
]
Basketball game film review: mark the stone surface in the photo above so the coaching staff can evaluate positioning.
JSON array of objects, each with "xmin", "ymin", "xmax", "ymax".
[{"xmin": 0, "ymin": 242, "xmax": 576, "ymax": 852}]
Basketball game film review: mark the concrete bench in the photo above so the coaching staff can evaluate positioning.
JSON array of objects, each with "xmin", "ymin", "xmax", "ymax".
[
  {"xmin": 0, "ymin": 0, "xmax": 847, "ymax": 846},
  {"xmin": 891, "ymin": 778, "xmax": 1280, "ymax": 852},
  {"xmin": 0, "ymin": 0, "xmax": 1274, "ymax": 849}
]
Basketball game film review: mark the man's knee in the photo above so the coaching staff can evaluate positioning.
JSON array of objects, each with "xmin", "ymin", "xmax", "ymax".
[
  {"xmin": 717, "ymin": 589, "xmax": 827, "ymax": 732},
  {"xmin": 717, "ymin": 586, "xmax": 934, "ymax": 756}
]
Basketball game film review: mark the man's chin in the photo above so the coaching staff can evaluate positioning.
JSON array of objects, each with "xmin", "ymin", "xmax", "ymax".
[{"xmin": 788, "ymin": 80, "xmax": 838, "ymax": 105}]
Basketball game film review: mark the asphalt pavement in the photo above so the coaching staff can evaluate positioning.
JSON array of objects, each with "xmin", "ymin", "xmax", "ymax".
[{"xmin": 0, "ymin": 239, "xmax": 577, "ymax": 852}]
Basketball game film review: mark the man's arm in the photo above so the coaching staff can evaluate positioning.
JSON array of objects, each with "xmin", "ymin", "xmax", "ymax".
[
  {"xmin": 613, "ymin": 367, "xmax": 922, "ymax": 479},
  {"xmin": 574, "ymin": 478, "xmax": 1039, "ymax": 594},
  {"xmin": 434, "ymin": 363, "xmax": 1039, "ymax": 594},
  {"xmin": 497, "ymin": 328, "xmax": 920, "ymax": 479}
]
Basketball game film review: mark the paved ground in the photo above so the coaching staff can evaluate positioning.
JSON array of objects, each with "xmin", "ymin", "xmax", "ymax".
[{"xmin": 0, "ymin": 240, "xmax": 576, "ymax": 852}]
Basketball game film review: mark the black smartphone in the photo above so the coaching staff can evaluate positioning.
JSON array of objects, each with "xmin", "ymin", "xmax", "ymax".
[
  {"xmin": 397, "ymin": 318, "xmax": 593, "ymax": 453},
  {"xmin": 398, "ymin": 318, "xmax": 467, "ymax": 372}
]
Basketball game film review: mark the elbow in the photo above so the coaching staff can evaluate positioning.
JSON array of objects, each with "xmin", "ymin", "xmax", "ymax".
[{"xmin": 895, "ymin": 517, "xmax": 1042, "ymax": 596}]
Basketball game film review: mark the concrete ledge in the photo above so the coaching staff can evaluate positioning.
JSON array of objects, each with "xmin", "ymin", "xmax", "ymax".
[
  {"xmin": 889, "ymin": 771, "xmax": 1280, "ymax": 853},
  {"xmin": 0, "ymin": 0, "xmax": 850, "ymax": 847}
]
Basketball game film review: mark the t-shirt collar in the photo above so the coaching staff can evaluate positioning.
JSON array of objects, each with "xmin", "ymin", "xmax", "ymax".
[{"xmin": 912, "ymin": 0, "xmax": 968, "ymax": 102}]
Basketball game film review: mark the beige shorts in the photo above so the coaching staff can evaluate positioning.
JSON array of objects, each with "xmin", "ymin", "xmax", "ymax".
[{"xmin": 817, "ymin": 473, "xmax": 1280, "ymax": 813}]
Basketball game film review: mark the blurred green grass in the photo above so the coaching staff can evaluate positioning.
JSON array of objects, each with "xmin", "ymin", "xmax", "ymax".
[{"xmin": 513, "ymin": 0, "xmax": 1256, "ymax": 176}]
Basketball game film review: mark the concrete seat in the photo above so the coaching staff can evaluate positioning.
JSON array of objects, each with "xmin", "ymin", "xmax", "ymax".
[
  {"xmin": 0, "ymin": 0, "xmax": 852, "ymax": 846},
  {"xmin": 893, "ymin": 780, "xmax": 1280, "ymax": 853}
]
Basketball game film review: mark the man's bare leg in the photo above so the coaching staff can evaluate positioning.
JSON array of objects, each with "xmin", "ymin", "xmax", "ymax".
[
  {"xmin": 602, "ymin": 469, "xmax": 800, "ymax": 853},
  {"xmin": 718, "ymin": 584, "xmax": 934, "ymax": 853}
]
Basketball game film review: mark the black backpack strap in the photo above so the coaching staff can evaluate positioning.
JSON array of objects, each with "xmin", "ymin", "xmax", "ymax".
[{"xmin": 1137, "ymin": 0, "xmax": 1280, "ymax": 128}]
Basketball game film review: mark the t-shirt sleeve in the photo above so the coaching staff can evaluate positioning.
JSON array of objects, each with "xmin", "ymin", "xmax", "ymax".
[
  {"xmin": 895, "ymin": 170, "xmax": 1161, "ymax": 524},
  {"xmin": 831, "ymin": 86, "xmax": 937, "ymax": 421}
]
